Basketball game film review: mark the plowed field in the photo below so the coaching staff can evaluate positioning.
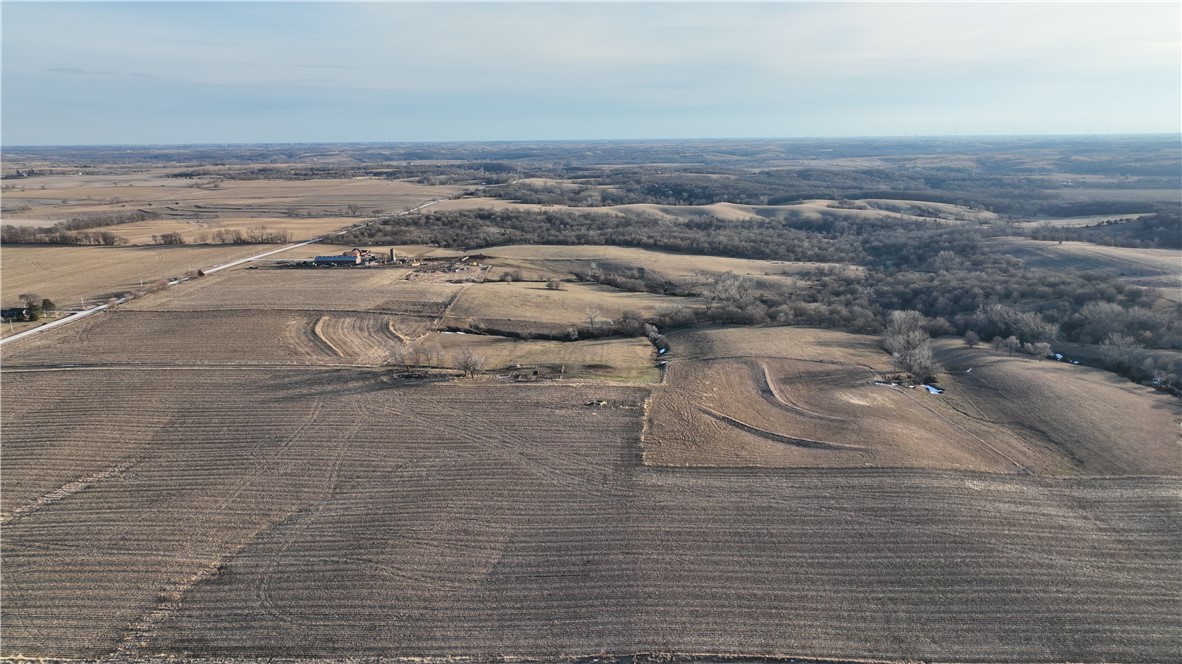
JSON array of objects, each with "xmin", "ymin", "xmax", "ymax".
[
  {"xmin": 3, "ymin": 259, "xmax": 1180, "ymax": 663},
  {"xmin": 3, "ymin": 367, "xmax": 1179, "ymax": 661},
  {"xmin": 1, "ymin": 310, "xmax": 416, "ymax": 368},
  {"xmin": 122, "ymin": 267, "xmax": 459, "ymax": 317}
]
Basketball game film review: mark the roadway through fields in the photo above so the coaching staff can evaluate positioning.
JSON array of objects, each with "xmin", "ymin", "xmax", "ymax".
[{"xmin": 0, "ymin": 198, "xmax": 446, "ymax": 347}]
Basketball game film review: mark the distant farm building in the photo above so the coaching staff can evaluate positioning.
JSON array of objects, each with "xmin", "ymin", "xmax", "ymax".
[
  {"xmin": 314, "ymin": 254, "xmax": 362, "ymax": 266},
  {"xmin": 2, "ymin": 307, "xmax": 29, "ymax": 321}
]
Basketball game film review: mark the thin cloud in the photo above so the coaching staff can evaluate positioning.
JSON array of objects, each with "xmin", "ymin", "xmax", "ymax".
[
  {"xmin": 44, "ymin": 67, "xmax": 111, "ymax": 76},
  {"xmin": 4, "ymin": 2, "xmax": 1179, "ymax": 144}
]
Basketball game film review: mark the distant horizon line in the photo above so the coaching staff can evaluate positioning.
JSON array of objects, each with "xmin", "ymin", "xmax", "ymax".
[{"xmin": 4, "ymin": 132, "xmax": 1180, "ymax": 150}]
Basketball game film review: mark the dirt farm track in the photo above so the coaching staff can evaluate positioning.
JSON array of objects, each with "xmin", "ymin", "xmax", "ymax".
[{"xmin": 2, "ymin": 363, "xmax": 1180, "ymax": 662}]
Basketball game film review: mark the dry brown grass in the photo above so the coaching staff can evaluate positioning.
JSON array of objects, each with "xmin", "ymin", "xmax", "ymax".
[
  {"xmin": 78, "ymin": 215, "xmax": 361, "ymax": 244},
  {"xmin": 425, "ymin": 197, "xmax": 991, "ymax": 225},
  {"xmin": 443, "ymin": 280, "xmax": 694, "ymax": 332},
  {"xmin": 934, "ymin": 342, "xmax": 1181, "ymax": 477},
  {"xmin": 483, "ymin": 244, "xmax": 843, "ymax": 281},
  {"xmin": 1, "ymin": 244, "xmax": 266, "ymax": 308},
  {"xmin": 1019, "ymin": 214, "xmax": 1153, "ymax": 228},
  {"xmin": 989, "ymin": 237, "xmax": 1182, "ymax": 300}
]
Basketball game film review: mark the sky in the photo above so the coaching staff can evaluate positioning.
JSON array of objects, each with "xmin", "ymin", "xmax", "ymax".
[{"xmin": 2, "ymin": 1, "xmax": 1180, "ymax": 145}]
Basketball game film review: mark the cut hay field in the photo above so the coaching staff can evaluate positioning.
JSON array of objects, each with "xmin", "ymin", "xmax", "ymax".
[
  {"xmin": 3, "ymin": 364, "xmax": 1180, "ymax": 662},
  {"xmin": 1, "ymin": 244, "xmax": 268, "ymax": 308}
]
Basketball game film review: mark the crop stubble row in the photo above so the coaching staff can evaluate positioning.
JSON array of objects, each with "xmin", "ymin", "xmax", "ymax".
[{"xmin": 2, "ymin": 368, "xmax": 1179, "ymax": 662}]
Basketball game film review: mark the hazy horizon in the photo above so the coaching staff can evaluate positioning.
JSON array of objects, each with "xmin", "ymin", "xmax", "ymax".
[
  {"xmin": 3, "ymin": 2, "xmax": 1180, "ymax": 146},
  {"xmin": 4, "ymin": 132, "xmax": 1182, "ymax": 150}
]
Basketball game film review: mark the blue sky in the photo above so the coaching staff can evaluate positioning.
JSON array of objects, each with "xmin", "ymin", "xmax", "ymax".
[{"xmin": 2, "ymin": 2, "xmax": 1179, "ymax": 145}]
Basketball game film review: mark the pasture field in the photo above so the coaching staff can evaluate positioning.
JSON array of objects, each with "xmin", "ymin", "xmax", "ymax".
[
  {"xmin": 1, "ymin": 244, "xmax": 268, "ymax": 308},
  {"xmin": 3, "ymin": 365, "xmax": 1180, "ymax": 662},
  {"xmin": 988, "ymin": 238, "xmax": 1182, "ymax": 301}
]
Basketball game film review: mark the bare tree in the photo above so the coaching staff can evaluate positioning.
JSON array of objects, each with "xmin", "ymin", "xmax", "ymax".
[
  {"xmin": 455, "ymin": 348, "xmax": 484, "ymax": 377},
  {"xmin": 1001, "ymin": 336, "xmax": 1021, "ymax": 356},
  {"xmin": 964, "ymin": 330, "xmax": 981, "ymax": 348},
  {"xmin": 706, "ymin": 271, "xmax": 752, "ymax": 303},
  {"xmin": 1101, "ymin": 332, "xmax": 1141, "ymax": 370},
  {"xmin": 882, "ymin": 309, "xmax": 942, "ymax": 382}
]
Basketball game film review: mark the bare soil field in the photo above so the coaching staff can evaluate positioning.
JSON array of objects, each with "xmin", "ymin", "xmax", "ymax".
[
  {"xmin": 1, "ymin": 309, "xmax": 442, "ymax": 369},
  {"xmin": 1, "ymin": 305, "xmax": 659, "ymax": 381},
  {"xmin": 2, "ymin": 368, "xmax": 1179, "ymax": 661},
  {"xmin": 645, "ymin": 327, "xmax": 1180, "ymax": 476},
  {"xmin": 432, "ymin": 332, "xmax": 659, "ymax": 382},
  {"xmin": 988, "ymin": 238, "xmax": 1182, "ymax": 300},
  {"xmin": 1, "ymin": 244, "xmax": 268, "ymax": 308},
  {"xmin": 662, "ymin": 325, "xmax": 893, "ymax": 365}
]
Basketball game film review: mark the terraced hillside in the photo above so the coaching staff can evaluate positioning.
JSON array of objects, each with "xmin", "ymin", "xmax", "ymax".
[{"xmin": 647, "ymin": 326, "xmax": 1180, "ymax": 476}]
